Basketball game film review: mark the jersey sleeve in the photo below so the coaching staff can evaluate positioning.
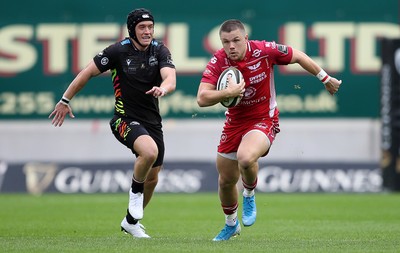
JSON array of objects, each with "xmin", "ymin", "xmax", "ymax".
[
  {"xmin": 200, "ymin": 55, "xmax": 222, "ymax": 86},
  {"xmin": 264, "ymin": 41, "xmax": 293, "ymax": 65},
  {"xmin": 158, "ymin": 44, "xmax": 175, "ymax": 69},
  {"xmin": 93, "ymin": 43, "xmax": 118, "ymax": 73}
]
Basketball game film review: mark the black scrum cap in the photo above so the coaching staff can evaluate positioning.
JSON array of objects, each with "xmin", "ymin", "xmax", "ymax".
[{"xmin": 127, "ymin": 8, "xmax": 154, "ymax": 39}]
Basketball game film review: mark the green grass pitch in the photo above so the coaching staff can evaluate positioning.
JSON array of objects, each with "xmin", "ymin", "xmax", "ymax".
[{"xmin": 1, "ymin": 193, "xmax": 399, "ymax": 252}]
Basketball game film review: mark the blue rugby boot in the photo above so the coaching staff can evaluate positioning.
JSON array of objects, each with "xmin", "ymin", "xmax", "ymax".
[
  {"xmin": 212, "ymin": 219, "xmax": 241, "ymax": 241},
  {"xmin": 242, "ymin": 194, "xmax": 257, "ymax": 226}
]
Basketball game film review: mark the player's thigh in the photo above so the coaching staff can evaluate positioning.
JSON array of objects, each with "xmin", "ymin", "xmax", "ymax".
[
  {"xmin": 216, "ymin": 154, "xmax": 240, "ymax": 184},
  {"xmin": 237, "ymin": 130, "xmax": 270, "ymax": 162},
  {"xmin": 133, "ymin": 135, "xmax": 158, "ymax": 158}
]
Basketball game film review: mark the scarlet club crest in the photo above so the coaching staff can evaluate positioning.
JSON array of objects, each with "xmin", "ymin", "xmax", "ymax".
[
  {"xmin": 247, "ymin": 61, "xmax": 261, "ymax": 71},
  {"xmin": 244, "ymin": 86, "xmax": 257, "ymax": 100}
]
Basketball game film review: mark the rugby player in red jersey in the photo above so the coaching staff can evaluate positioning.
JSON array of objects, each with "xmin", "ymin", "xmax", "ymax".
[{"xmin": 197, "ymin": 19, "xmax": 342, "ymax": 241}]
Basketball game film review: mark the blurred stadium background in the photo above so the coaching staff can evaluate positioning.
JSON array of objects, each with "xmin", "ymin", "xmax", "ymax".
[{"xmin": 0, "ymin": 0, "xmax": 399, "ymax": 194}]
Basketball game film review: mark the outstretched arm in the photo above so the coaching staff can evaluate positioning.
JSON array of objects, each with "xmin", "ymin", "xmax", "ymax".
[
  {"xmin": 290, "ymin": 48, "xmax": 342, "ymax": 95},
  {"xmin": 49, "ymin": 60, "xmax": 101, "ymax": 127},
  {"xmin": 146, "ymin": 66, "xmax": 176, "ymax": 98}
]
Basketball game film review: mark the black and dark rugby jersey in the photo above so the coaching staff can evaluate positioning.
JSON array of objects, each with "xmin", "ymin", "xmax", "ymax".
[{"xmin": 93, "ymin": 37, "xmax": 175, "ymax": 126}]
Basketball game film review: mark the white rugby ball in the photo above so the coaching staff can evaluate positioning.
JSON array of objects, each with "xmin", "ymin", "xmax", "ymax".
[{"xmin": 216, "ymin": 67, "xmax": 243, "ymax": 108}]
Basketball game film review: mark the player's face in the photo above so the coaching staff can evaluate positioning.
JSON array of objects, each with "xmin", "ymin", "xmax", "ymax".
[
  {"xmin": 135, "ymin": 21, "xmax": 154, "ymax": 47},
  {"xmin": 220, "ymin": 28, "xmax": 248, "ymax": 61}
]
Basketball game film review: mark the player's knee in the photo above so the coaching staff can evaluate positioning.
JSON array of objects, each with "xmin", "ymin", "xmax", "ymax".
[
  {"xmin": 142, "ymin": 148, "xmax": 158, "ymax": 163},
  {"xmin": 237, "ymin": 153, "xmax": 256, "ymax": 169},
  {"xmin": 219, "ymin": 180, "xmax": 236, "ymax": 190},
  {"xmin": 218, "ymin": 175, "xmax": 238, "ymax": 189}
]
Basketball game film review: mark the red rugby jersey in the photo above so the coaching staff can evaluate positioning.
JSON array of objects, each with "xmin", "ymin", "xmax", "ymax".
[{"xmin": 201, "ymin": 40, "xmax": 293, "ymax": 121}]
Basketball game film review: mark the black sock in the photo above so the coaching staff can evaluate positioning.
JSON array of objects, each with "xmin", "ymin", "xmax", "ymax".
[
  {"xmin": 126, "ymin": 209, "xmax": 138, "ymax": 225},
  {"xmin": 131, "ymin": 177, "xmax": 144, "ymax": 193}
]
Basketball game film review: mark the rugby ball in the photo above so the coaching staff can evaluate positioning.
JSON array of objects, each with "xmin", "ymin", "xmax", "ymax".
[{"xmin": 216, "ymin": 67, "xmax": 243, "ymax": 108}]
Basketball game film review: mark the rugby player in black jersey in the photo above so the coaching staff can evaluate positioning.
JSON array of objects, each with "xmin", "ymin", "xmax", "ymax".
[{"xmin": 49, "ymin": 8, "xmax": 176, "ymax": 238}]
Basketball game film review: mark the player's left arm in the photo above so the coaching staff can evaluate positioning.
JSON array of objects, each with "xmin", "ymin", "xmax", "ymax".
[
  {"xmin": 290, "ymin": 48, "xmax": 342, "ymax": 95},
  {"xmin": 146, "ymin": 66, "xmax": 176, "ymax": 97}
]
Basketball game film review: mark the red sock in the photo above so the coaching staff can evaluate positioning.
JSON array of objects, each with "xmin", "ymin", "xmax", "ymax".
[
  {"xmin": 222, "ymin": 202, "xmax": 238, "ymax": 215},
  {"xmin": 242, "ymin": 178, "xmax": 257, "ymax": 191}
]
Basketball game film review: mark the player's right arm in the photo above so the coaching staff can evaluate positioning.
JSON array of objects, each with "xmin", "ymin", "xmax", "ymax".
[
  {"xmin": 198, "ymin": 57, "xmax": 245, "ymax": 107},
  {"xmin": 197, "ymin": 82, "xmax": 222, "ymax": 107},
  {"xmin": 197, "ymin": 79, "xmax": 245, "ymax": 107},
  {"xmin": 62, "ymin": 60, "xmax": 101, "ymax": 101},
  {"xmin": 49, "ymin": 60, "xmax": 101, "ymax": 127}
]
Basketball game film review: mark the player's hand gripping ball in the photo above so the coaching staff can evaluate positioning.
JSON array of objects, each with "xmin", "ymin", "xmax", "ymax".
[{"xmin": 216, "ymin": 67, "xmax": 243, "ymax": 108}]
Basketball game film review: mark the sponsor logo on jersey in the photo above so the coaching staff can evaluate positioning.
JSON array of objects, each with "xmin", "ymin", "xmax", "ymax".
[
  {"xmin": 101, "ymin": 57, "xmax": 109, "ymax": 65},
  {"xmin": 277, "ymin": 44, "xmax": 288, "ymax": 54},
  {"xmin": 121, "ymin": 39, "xmax": 131, "ymax": 45},
  {"xmin": 249, "ymin": 72, "xmax": 267, "ymax": 85},
  {"xmin": 129, "ymin": 121, "xmax": 140, "ymax": 126},
  {"xmin": 166, "ymin": 55, "xmax": 174, "ymax": 65},
  {"xmin": 254, "ymin": 122, "xmax": 268, "ymax": 129},
  {"xmin": 220, "ymin": 133, "xmax": 227, "ymax": 142},
  {"xmin": 252, "ymin": 49, "xmax": 262, "ymax": 58},
  {"xmin": 266, "ymin": 41, "xmax": 276, "ymax": 49},
  {"xmin": 149, "ymin": 56, "xmax": 158, "ymax": 66},
  {"xmin": 247, "ymin": 61, "xmax": 261, "ymax": 71}
]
